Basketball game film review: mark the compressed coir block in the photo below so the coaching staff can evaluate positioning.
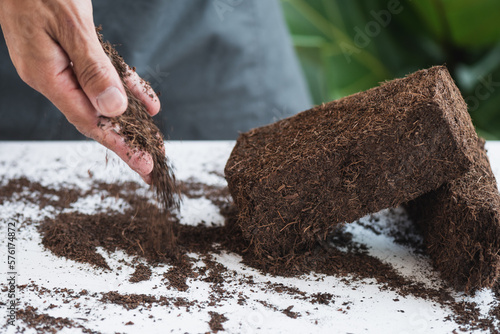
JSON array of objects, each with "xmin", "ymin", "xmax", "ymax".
[
  {"xmin": 225, "ymin": 66, "xmax": 477, "ymax": 260},
  {"xmin": 406, "ymin": 138, "xmax": 500, "ymax": 293}
]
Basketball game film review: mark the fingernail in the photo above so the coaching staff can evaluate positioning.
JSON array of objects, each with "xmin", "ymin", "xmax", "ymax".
[{"xmin": 96, "ymin": 87, "xmax": 127, "ymax": 117}]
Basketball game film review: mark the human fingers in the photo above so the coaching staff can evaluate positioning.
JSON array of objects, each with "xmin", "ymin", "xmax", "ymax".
[
  {"xmin": 123, "ymin": 68, "xmax": 161, "ymax": 117},
  {"xmin": 46, "ymin": 0, "xmax": 128, "ymax": 117}
]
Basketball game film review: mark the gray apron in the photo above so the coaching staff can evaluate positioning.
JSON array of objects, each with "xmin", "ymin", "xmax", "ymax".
[{"xmin": 0, "ymin": 0, "xmax": 311, "ymax": 140}]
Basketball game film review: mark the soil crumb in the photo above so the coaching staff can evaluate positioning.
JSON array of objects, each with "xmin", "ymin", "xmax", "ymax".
[
  {"xmin": 164, "ymin": 261, "xmax": 194, "ymax": 291},
  {"xmin": 208, "ymin": 311, "xmax": 228, "ymax": 333},
  {"xmin": 0, "ymin": 177, "xmax": 80, "ymax": 209},
  {"xmin": 39, "ymin": 200, "xmax": 179, "ymax": 268},
  {"xmin": 129, "ymin": 264, "xmax": 152, "ymax": 283},
  {"xmin": 16, "ymin": 306, "xmax": 97, "ymax": 334},
  {"xmin": 100, "ymin": 291, "xmax": 170, "ymax": 310}
]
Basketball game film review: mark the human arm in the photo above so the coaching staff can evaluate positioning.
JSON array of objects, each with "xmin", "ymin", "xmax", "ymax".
[{"xmin": 0, "ymin": 0, "xmax": 160, "ymax": 182}]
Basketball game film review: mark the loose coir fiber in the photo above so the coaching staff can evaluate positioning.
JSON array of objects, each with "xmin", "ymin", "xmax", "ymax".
[
  {"xmin": 98, "ymin": 29, "xmax": 180, "ymax": 260},
  {"xmin": 225, "ymin": 66, "xmax": 478, "ymax": 261},
  {"xmin": 97, "ymin": 28, "xmax": 179, "ymax": 210},
  {"xmin": 406, "ymin": 138, "xmax": 500, "ymax": 293}
]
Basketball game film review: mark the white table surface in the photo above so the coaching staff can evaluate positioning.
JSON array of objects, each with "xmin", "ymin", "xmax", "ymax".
[{"xmin": 1, "ymin": 140, "xmax": 500, "ymax": 334}]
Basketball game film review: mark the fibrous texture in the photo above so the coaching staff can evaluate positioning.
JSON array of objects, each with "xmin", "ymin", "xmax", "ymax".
[
  {"xmin": 225, "ymin": 66, "xmax": 477, "ymax": 260},
  {"xmin": 406, "ymin": 138, "xmax": 500, "ymax": 292},
  {"xmin": 98, "ymin": 28, "xmax": 180, "ymax": 260}
]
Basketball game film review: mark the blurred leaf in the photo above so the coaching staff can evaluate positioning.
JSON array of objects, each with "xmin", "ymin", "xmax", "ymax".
[
  {"xmin": 281, "ymin": 0, "xmax": 500, "ymax": 139},
  {"xmin": 437, "ymin": 0, "xmax": 500, "ymax": 48},
  {"xmin": 291, "ymin": 35, "xmax": 328, "ymax": 48}
]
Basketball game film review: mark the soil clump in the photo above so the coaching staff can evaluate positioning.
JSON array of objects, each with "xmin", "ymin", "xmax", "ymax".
[
  {"xmin": 129, "ymin": 263, "xmax": 152, "ymax": 283},
  {"xmin": 208, "ymin": 311, "xmax": 228, "ymax": 333}
]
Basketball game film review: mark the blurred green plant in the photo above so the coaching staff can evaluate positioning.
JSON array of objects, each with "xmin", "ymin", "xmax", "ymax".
[{"xmin": 281, "ymin": 0, "xmax": 500, "ymax": 139}]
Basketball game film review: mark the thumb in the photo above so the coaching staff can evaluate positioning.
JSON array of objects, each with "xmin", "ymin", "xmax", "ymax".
[{"xmin": 62, "ymin": 30, "xmax": 127, "ymax": 117}]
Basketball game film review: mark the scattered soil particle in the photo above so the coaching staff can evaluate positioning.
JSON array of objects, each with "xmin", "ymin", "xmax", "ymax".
[
  {"xmin": 100, "ymin": 291, "xmax": 169, "ymax": 310},
  {"xmin": 310, "ymin": 293, "xmax": 334, "ymax": 305},
  {"xmin": 282, "ymin": 305, "xmax": 300, "ymax": 319},
  {"xmin": 179, "ymin": 178, "xmax": 231, "ymax": 207},
  {"xmin": 16, "ymin": 306, "xmax": 98, "ymax": 334},
  {"xmin": 256, "ymin": 301, "xmax": 300, "ymax": 318},
  {"xmin": 164, "ymin": 261, "xmax": 194, "ymax": 291},
  {"xmin": 38, "ymin": 180, "xmax": 180, "ymax": 269},
  {"xmin": 0, "ymin": 177, "xmax": 80, "ymax": 209},
  {"xmin": 257, "ymin": 300, "xmax": 278, "ymax": 311},
  {"xmin": 129, "ymin": 264, "xmax": 152, "ymax": 283},
  {"xmin": 202, "ymin": 257, "xmax": 230, "ymax": 284},
  {"xmin": 267, "ymin": 282, "xmax": 307, "ymax": 298},
  {"xmin": 208, "ymin": 311, "xmax": 228, "ymax": 333},
  {"xmin": 4, "ymin": 177, "xmax": 500, "ymax": 332},
  {"xmin": 39, "ymin": 209, "xmax": 176, "ymax": 270}
]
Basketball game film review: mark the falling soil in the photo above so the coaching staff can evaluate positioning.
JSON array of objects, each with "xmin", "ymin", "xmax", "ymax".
[
  {"xmin": 225, "ymin": 66, "xmax": 477, "ymax": 265},
  {"xmin": 97, "ymin": 27, "xmax": 180, "ymax": 260}
]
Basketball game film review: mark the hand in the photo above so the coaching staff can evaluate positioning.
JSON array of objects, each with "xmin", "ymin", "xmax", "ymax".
[{"xmin": 0, "ymin": 0, "xmax": 161, "ymax": 183}]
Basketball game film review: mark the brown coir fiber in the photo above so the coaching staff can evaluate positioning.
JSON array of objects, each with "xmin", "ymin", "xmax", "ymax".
[
  {"xmin": 5, "ymin": 178, "xmax": 499, "ymax": 331},
  {"xmin": 40, "ymin": 200, "xmax": 180, "ymax": 268},
  {"xmin": 225, "ymin": 66, "xmax": 477, "ymax": 261},
  {"xmin": 16, "ymin": 306, "xmax": 98, "ymax": 334},
  {"xmin": 97, "ymin": 28, "xmax": 179, "ymax": 210},
  {"xmin": 406, "ymin": 138, "xmax": 500, "ymax": 293},
  {"xmin": 97, "ymin": 28, "xmax": 180, "ymax": 259}
]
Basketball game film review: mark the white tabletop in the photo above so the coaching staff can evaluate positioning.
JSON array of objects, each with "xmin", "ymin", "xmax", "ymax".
[{"xmin": 1, "ymin": 140, "xmax": 500, "ymax": 334}]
